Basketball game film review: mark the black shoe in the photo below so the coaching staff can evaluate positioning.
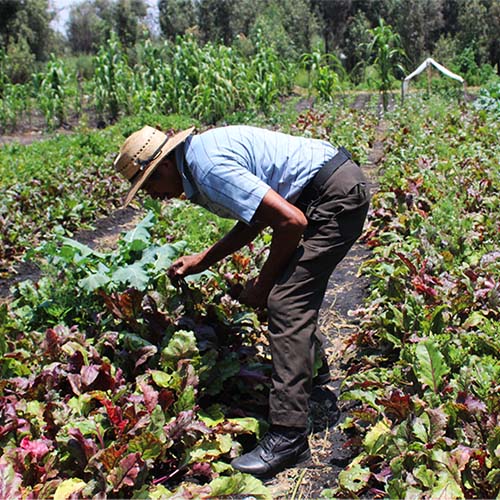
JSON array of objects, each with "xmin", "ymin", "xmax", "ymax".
[{"xmin": 230, "ymin": 427, "xmax": 310, "ymax": 478}]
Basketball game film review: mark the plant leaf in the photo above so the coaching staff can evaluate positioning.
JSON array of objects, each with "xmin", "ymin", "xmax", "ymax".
[
  {"xmin": 220, "ymin": 417, "xmax": 261, "ymax": 438},
  {"xmin": 414, "ymin": 340, "xmax": 449, "ymax": 393},
  {"xmin": 363, "ymin": 418, "xmax": 391, "ymax": 455},
  {"xmin": 188, "ymin": 433, "xmax": 233, "ymax": 462},
  {"xmin": 0, "ymin": 462, "xmax": 23, "ymax": 500},
  {"xmin": 128, "ymin": 432, "xmax": 164, "ymax": 461},
  {"xmin": 209, "ymin": 472, "xmax": 271, "ymax": 499},
  {"xmin": 108, "ymin": 452, "xmax": 144, "ymax": 492},
  {"xmin": 161, "ymin": 330, "xmax": 199, "ymax": 370},
  {"xmin": 123, "ymin": 211, "xmax": 155, "ymax": 245},
  {"xmin": 112, "ymin": 263, "xmax": 150, "ymax": 290},
  {"xmin": 337, "ymin": 459, "xmax": 371, "ymax": 493},
  {"xmin": 413, "ymin": 464, "xmax": 435, "ymax": 488},
  {"xmin": 431, "ymin": 470, "xmax": 464, "ymax": 499},
  {"xmin": 150, "ymin": 370, "xmax": 173, "ymax": 388},
  {"xmin": 60, "ymin": 237, "xmax": 99, "ymax": 259},
  {"xmin": 53, "ymin": 478, "xmax": 86, "ymax": 500},
  {"xmin": 79, "ymin": 270, "xmax": 110, "ymax": 292},
  {"xmin": 152, "ymin": 242, "xmax": 186, "ymax": 273}
]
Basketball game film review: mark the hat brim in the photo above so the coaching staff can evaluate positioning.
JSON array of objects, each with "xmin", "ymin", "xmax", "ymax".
[{"xmin": 123, "ymin": 126, "xmax": 195, "ymax": 206}]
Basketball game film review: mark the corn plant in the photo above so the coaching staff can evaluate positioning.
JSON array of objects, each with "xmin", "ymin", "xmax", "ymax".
[
  {"xmin": 191, "ymin": 44, "xmax": 240, "ymax": 123},
  {"xmin": 0, "ymin": 83, "xmax": 31, "ymax": 132},
  {"xmin": 365, "ymin": 18, "xmax": 406, "ymax": 111},
  {"xmin": 36, "ymin": 55, "xmax": 71, "ymax": 129},
  {"xmin": 0, "ymin": 49, "xmax": 34, "ymax": 131},
  {"xmin": 168, "ymin": 36, "xmax": 204, "ymax": 113},
  {"xmin": 248, "ymin": 30, "xmax": 295, "ymax": 113},
  {"xmin": 300, "ymin": 50, "xmax": 345, "ymax": 102},
  {"xmin": 135, "ymin": 39, "xmax": 166, "ymax": 92},
  {"xmin": 93, "ymin": 32, "xmax": 132, "ymax": 122},
  {"xmin": 158, "ymin": 36, "xmax": 239, "ymax": 122},
  {"xmin": 130, "ymin": 39, "xmax": 168, "ymax": 114},
  {"xmin": 1, "ymin": 33, "xmax": 299, "ymax": 131}
]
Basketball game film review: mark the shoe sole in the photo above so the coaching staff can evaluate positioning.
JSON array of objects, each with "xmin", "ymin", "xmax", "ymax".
[{"xmin": 255, "ymin": 448, "xmax": 312, "ymax": 480}]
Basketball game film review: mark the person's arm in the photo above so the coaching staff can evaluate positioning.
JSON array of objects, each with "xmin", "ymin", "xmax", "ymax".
[
  {"xmin": 167, "ymin": 219, "xmax": 266, "ymax": 278},
  {"xmin": 168, "ymin": 189, "xmax": 307, "ymax": 307},
  {"xmin": 239, "ymin": 188, "xmax": 307, "ymax": 307},
  {"xmin": 168, "ymin": 188, "xmax": 307, "ymax": 302}
]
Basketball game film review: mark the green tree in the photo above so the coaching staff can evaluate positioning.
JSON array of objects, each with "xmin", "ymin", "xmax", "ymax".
[
  {"xmin": 158, "ymin": 0, "xmax": 197, "ymax": 40},
  {"xmin": 352, "ymin": 0, "xmax": 395, "ymax": 24},
  {"xmin": 456, "ymin": 0, "xmax": 497, "ymax": 69},
  {"xmin": 343, "ymin": 10, "xmax": 372, "ymax": 81},
  {"xmin": 249, "ymin": 3, "xmax": 297, "ymax": 60},
  {"xmin": 3, "ymin": 37, "xmax": 36, "ymax": 83},
  {"xmin": 393, "ymin": 0, "xmax": 445, "ymax": 66},
  {"xmin": 432, "ymin": 33, "xmax": 459, "ymax": 67},
  {"xmin": 226, "ymin": 0, "xmax": 267, "ymax": 41},
  {"xmin": 114, "ymin": 0, "xmax": 148, "ymax": 47},
  {"xmin": 311, "ymin": 0, "xmax": 352, "ymax": 53},
  {"xmin": 488, "ymin": 1, "xmax": 500, "ymax": 74},
  {"xmin": 274, "ymin": 0, "xmax": 319, "ymax": 56},
  {"xmin": 67, "ymin": 0, "xmax": 110, "ymax": 53},
  {"xmin": 442, "ymin": 0, "xmax": 460, "ymax": 35},
  {"xmin": 197, "ymin": 0, "xmax": 234, "ymax": 44},
  {"xmin": 457, "ymin": 0, "xmax": 488, "ymax": 61},
  {"xmin": 67, "ymin": 0, "xmax": 147, "ymax": 53},
  {"xmin": 0, "ymin": 0, "xmax": 20, "ymax": 38},
  {"xmin": 187, "ymin": 0, "xmax": 317, "ymax": 56},
  {"xmin": 0, "ymin": 0, "xmax": 56, "ymax": 61}
]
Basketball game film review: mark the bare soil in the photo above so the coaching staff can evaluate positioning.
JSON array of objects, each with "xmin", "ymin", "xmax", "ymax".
[{"xmin": 0, "ymin": 107, "xmax": 108, "ymax": 147}]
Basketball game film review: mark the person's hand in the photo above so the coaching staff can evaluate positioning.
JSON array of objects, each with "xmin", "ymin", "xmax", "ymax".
[
  {"xmin": 239, "ymin": 276, "xmax": 272, "ymax": 309},
  {"xmin": 168, "ymin": 253, "xmax": 206, "ymax": 281}
]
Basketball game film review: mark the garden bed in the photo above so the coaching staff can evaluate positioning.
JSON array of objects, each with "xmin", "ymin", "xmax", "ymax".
[{"xmin": 1, "ymin": 95, "xmax": 498, "ymax": 498}]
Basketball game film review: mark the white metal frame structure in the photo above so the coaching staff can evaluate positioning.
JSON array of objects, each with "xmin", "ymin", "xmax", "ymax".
[{"xmin": 402, "ymin": 57, "xmax": 466, "ymax": 101}]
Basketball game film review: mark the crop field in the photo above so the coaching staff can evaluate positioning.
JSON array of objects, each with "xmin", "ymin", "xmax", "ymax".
[{"xmin": 0, "ymin": 38, "xmax": 499, "ymax": 499}]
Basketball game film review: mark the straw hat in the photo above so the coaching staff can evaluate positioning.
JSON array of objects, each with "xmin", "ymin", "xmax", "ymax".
[{"xmin": 114, "ymin": 125, "xmax": 195, "ymax": 206}]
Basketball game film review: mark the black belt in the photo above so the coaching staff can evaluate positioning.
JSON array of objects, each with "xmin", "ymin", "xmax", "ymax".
[
  {"xmin": 312, "ymin": 146, "xmax": 352, "ymax": 187},
  {"xmin": 298, "ymin": 147, "xmax": 353, "ymax": 208}
]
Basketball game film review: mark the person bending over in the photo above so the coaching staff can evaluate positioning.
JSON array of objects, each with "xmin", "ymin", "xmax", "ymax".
[{"xmin": 114, "ymin": 124, "xmax": 370, "ymax": 478}]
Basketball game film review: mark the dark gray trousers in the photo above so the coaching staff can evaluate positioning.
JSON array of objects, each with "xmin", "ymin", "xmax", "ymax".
[{"xmin": 267, "ymin": 160, "xmax": 370, "ymax": 427}]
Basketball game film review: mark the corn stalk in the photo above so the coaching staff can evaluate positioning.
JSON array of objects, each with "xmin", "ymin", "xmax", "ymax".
[
  {"xmin": 300, "ymin": 50, "xmax": 345, "ymax": 102},
  {"xmin": 365, "ymin": 18, "xmax": 406, "ymax": 111},
  {"xmin": 93, "ymin": 33, "xmax": 132, "ymax": 122},
  {"xmin": 36, "ymin": 55, "xmax": 71, "ymax": 129}
]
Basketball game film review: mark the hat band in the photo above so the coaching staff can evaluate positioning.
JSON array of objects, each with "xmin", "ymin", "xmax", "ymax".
[{"xmin": 129, "ymin": 133, "xmax": 171, "ymax": 184}]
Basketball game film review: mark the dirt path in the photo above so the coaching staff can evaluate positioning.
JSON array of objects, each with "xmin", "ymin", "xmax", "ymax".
[{"xmin": 267, "ymin": 120, "xmax": 385, "ymax": 498}]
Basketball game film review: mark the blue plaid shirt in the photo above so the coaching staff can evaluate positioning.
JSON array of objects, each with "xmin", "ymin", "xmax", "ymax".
[{"xmin": 176, "ymin": 126, "xmax": 337, "ymax": 224}]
